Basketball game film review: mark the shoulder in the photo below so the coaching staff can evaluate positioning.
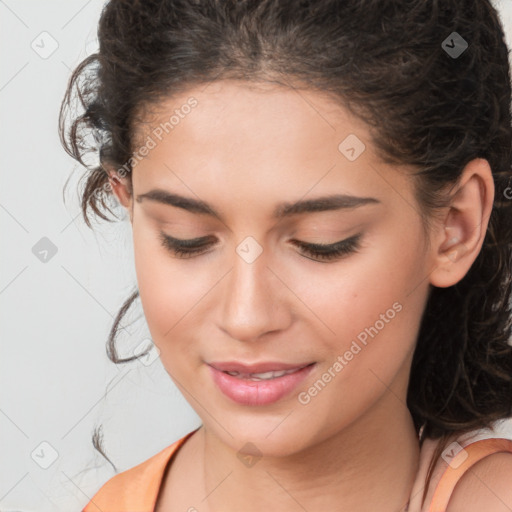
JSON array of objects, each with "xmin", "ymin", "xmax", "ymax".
[
  {"xmin": 82, "ymin": 442, "xmax": 179, "ymax": 511},
  {"xmin": 446, "ymin": 451, "xmax": 512, "ymax": 512}
]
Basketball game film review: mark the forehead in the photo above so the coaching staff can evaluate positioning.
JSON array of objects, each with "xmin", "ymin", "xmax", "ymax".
[
  {"xmin": 132, "ymin": 79, "xmax": 369, "ymax": 151},
  {"xmin": 130, "ymin": 80, "xmax": 414, "ymax": 218}
]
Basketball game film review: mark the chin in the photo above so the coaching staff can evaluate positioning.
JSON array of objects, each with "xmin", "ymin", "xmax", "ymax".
[{"xmin": 206, "ymin": 415, "xmax": 316, "ymax": 458}]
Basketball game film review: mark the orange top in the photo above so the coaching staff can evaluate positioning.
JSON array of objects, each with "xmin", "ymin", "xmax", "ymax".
[
  {"xmin": 81, "ymin": 429, "xmax": 512, "ymax": 512},
  {"xmin": 426, "ymin": 437, "xmax": 512, "ymax": 512}
]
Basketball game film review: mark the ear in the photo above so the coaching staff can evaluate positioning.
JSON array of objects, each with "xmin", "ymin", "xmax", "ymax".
[
  {"xmin": 104, "ymin": 165, "xmax": 134, "ymax": 223},
  {"xmin": 429, "ymin": 158, "xmax": 494, "ymax": 288}
]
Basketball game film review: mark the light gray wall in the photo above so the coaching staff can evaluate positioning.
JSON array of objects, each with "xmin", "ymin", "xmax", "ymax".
[{"xmin": 1, "ymin": 1, "xmax": 512, "ymax": 510}]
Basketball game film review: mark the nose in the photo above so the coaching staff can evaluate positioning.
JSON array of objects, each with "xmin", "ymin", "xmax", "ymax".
[{"xmin": 218, "ymin": 246, "xmax": 292, "ymax": 343}]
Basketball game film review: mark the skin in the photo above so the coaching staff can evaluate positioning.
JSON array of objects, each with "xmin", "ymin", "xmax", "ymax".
[{"xmin": 107, "ymin": 79, "xmax": 494, "ymax": 512}]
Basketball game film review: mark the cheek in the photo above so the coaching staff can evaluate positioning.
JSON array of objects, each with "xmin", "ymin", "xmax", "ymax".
[
  {"xmin": 294, "ymin": 228, "xmax": 424, "ymax": 329},
  {"xmin": 132, "ymin": 221, "xmax": 241, "ymax": 379},
  {"xmin": 290, "ymin": 231, "xmax": 428, "ymax": 430},
  {"xmin": 290, "ymin": 224, "xmax": 428, "ymax": 376},
  {"xmin": 132, "ymin": 224, "xmax": 207, "ymax": 346}
]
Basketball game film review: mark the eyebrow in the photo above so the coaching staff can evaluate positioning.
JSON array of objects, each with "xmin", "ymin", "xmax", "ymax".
[{"xmin": 136, "ymin": 189, "xmax": 380, "ymax": 220}]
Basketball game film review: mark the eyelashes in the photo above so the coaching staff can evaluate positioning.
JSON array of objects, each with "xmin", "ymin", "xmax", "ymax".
[
  {"xmin": 158, "ymin": 232, "xmax": 362, "ymax": 263},
  {"xmin": 158, "ymin": 233, "xmax": 215, "ymax": 259},
  {"xmin": 289, "ymin": 233, "xmax": 361, "ymax": 261}
]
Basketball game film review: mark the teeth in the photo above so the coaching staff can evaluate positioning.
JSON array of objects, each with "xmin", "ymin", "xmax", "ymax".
[{"xmin": 225, "ymin": 367, "xmax": 304, "ymax": 380}]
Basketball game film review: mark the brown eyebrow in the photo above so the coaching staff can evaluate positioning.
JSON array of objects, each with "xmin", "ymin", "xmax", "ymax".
[{"xmin": 136, "ymin": 189, "xmax": 380, "ymax": 221}]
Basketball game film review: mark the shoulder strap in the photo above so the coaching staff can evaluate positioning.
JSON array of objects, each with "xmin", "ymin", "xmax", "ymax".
[
  {"xmin": 82, "ymin": 428, "xmax": 198, "ymax": 512},
  {"xmin": 427, "ymin": 437, "xmax": 512, "ymax": 512}
]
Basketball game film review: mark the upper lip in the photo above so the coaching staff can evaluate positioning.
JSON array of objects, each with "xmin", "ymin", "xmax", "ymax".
[{"xmin": 207, "ymin": 361, "xmax": 315, "ymax": 373}]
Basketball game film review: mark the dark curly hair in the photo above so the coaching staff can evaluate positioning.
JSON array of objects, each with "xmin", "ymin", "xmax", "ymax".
[{"xmin": 59, "ymin": 0, "xmax": 512, "ymax": 506}]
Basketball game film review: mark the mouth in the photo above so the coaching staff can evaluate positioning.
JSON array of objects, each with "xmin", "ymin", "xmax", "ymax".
[
  {"xmin": 207, "ymin": 361, "xmax": 316, "ymax": 405},
  {"xmin": 208, "ymin": 360, "xmax": 315, "ymax": 375},
  {"xmin": 218, "ymin": 364, "xmax": 314, "ymax": 381}
]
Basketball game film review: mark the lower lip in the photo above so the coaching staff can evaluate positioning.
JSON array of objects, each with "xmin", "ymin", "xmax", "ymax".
[{"xmin": 208, "ymin": 363, "xmax": 316, "ymax": 406}]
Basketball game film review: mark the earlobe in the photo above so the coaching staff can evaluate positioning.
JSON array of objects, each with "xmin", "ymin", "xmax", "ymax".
[{"xmin": 429, "ymin": 158, "xmax": 494, "ymax": 288}]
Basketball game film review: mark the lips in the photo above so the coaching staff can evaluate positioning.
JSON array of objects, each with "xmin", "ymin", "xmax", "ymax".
[{"xmin": 207, "ymin": 361, "xmax": 316, "ymax": 405}]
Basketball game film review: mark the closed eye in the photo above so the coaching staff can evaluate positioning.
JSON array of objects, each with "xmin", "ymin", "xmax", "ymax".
[
  {"xmin": 290, "ymin": 233, "xmax": 362, "ymax": 261},
  {"xmin": 158, "ymin": 232, "xmax": 362, "ymax": 262}
]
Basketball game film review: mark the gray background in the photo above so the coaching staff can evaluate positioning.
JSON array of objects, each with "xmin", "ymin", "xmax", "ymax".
[{"xmin": 1, "ymin": 1, "xmax": 512, "ymax": 510}]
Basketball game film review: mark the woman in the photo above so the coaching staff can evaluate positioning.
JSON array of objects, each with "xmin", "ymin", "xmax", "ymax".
[{"xmin": 59, "ymin": 0, "xmax": 512, "ymax": 510}]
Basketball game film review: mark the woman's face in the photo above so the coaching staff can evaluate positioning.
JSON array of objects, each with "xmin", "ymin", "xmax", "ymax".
[{"xmin": 124, "ymin": 80, "xmax": 434, "ymax": 455}]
